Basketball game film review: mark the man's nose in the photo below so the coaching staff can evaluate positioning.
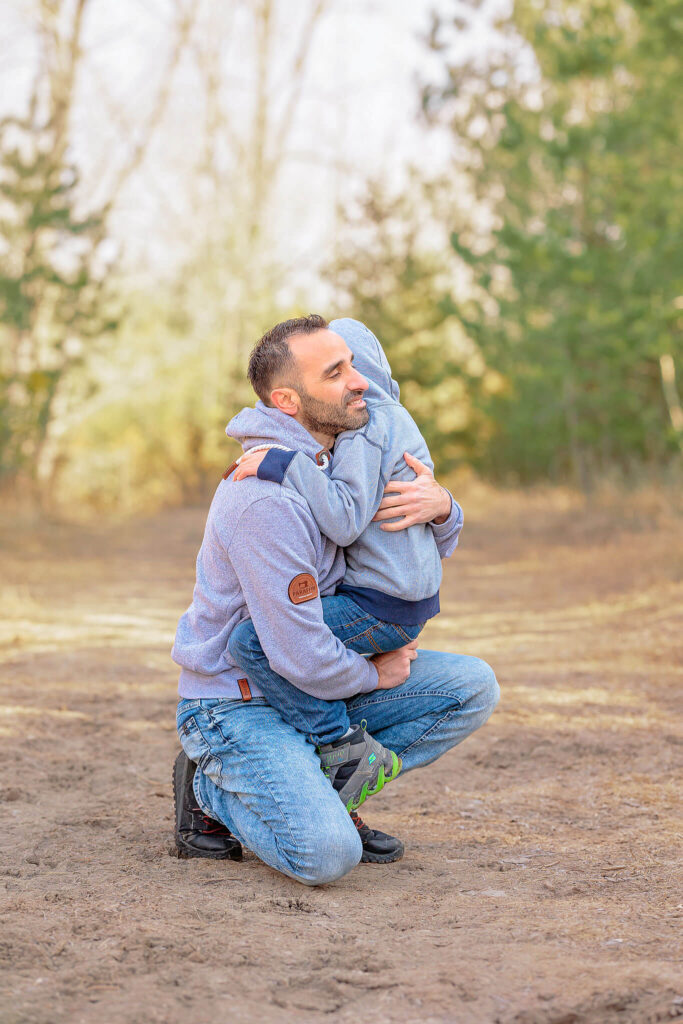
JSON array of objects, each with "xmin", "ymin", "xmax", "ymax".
[{"xmin": 348, "ymin": 368, "xmax": 369, "ymax": 393}]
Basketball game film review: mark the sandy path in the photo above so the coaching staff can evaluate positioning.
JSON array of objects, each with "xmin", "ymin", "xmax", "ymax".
[{"xmin": 1, "ymin": 492, "xmax": 681, "ymax": 1024}]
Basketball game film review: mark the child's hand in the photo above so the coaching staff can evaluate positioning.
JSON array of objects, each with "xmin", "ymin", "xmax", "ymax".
[
  {"xmin": 372, "ymin": 640, "xmax": 419, "ymax": 688},
  {"xmin": 233, "ymin": 449, "xmax": 268, "ymax": 481}
]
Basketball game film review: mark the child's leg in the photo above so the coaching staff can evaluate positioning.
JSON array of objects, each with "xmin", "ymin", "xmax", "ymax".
[
  {"xmin": 324, "ymin": 596, "xmax": 423, "ymax": 657},
  {"xmin": 228, "ymin": 597, "xmax": 422, "ymax": 747},
  {"xmin": 228, "ymin": 617, "xmax": 348, "ymax": 745}
]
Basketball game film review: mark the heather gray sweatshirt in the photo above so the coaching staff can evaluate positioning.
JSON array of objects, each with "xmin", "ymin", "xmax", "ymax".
[
  {"xmin": 172, "ymin": 397, "xmax": 462, "ymax": 700},
  {"xmin": 256, "ymin": 318, "xmax": 464, "ymax": 625}
]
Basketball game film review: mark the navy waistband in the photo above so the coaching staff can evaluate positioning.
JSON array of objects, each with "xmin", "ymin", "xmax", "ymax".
[{"xmin": 337, "ymin": 584, "xmax": 440, "ymax": 626}]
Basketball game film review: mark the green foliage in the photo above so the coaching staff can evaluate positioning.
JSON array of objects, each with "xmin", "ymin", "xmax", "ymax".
[
  {"xmin": 332, "ymin": 0, "xmax": 683, "ymax": 487},
  {"xmin": 53, "ymin": 272, "xmax": 284, "ymax": 515},
  {"xmin": 329, "ymin": 181, "xmax": 488, "ymax": 473},
  {"xmin": 0, "ymin": 114, "xmax": 117, "ymax": 490},
  {"xmin": 442, "ymin": 0, "xmax": 683, "ymax": 485}
]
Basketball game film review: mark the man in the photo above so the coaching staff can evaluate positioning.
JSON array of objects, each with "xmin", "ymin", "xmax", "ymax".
[{"xmin": 171, "ymin": 315, "xmax": 499, "ymax": 885}]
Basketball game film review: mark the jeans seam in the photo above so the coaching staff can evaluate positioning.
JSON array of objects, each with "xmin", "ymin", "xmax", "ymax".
[
  {"xmin": 192, "ymin": 768, "xmax": 215, "ymax": 818},
  {"xmin": 177, "ymin": 699, "xmax": 204, "ymax": 713},
  {"xmin": 350, "ymin": 689, "xmax": 462, "ymax": 708},
  {"xmin": 360, "ymin": 626, "xmax": 384, "ymax": 653},
  {"xmin": 233, "ymin": 751, "xmax": 304, "ymax": 872},
  {"xmin": 206, "ymin": 708, "xmax": 302, "ymax": 872},
  {"xmin": 397, "ymin": 705, "xmax": 463, "ymax": 760},
  {"xmin": 178, "ymin": 713, "xmax": 221, "ymax": 818},
  {"xmin": 338, "ymin": 613, "xmax": 374, "ymax": 630}
]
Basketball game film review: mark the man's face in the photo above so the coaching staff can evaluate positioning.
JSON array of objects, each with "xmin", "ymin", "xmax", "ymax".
[{"xmin": 285, "ymin": 329, "xmax": 370, "ymax": 438}]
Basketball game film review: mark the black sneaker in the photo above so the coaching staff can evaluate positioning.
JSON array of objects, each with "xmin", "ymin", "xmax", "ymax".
[
  {"xmin": 351, "ymin": 811, "xmax": 405, "ymax": 864},
  {"xmin": 318, "ymin": 723, "xmax": 401, "ymax": 812},
  {"xmin": 172, "ymin": 750, "xmax": 242, "ymax": 861}
]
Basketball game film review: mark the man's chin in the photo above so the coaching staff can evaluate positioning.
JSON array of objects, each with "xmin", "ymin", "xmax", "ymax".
[
  {"xmin": 299, "ymin": 394, "xmax": 369, "ymax": 437},
  {"xmin": 344, "ymin": 407, "xmax": 369, "ymax": 430}
]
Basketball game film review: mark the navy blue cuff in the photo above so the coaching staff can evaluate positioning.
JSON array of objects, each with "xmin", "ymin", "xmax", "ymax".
[
  {"xmin": 337, "ymin": 585, "xmax": 440, "ymax": 626},
  {"xmin": 256, "ymin": 448, "xmax": 296, "ymax": 484}
]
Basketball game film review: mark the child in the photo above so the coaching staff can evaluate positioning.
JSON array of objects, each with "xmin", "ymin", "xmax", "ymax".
[{"xmin": 228, "ymin": 318, "xmax": 463, "ymax": 812}]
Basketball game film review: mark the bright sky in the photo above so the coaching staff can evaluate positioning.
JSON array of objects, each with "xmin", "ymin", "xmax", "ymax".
[{"xmin": 1, "ymin": 0, "xmax": 501, "ymax": 292}]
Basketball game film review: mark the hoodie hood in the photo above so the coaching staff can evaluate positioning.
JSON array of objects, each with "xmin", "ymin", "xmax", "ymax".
[
  {"xmin": 329, "ymin": 317, "xmax": 400, "ymax": 403},
  {"xmin": 226, "ymin": 400, "xmax": 326, "ymax": 456}
]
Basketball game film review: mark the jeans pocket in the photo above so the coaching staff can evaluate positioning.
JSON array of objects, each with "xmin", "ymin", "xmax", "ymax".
[
  {"xmin": 366, "ymin": 621, "xmax": 423, "ymax": 650},
  {"xmin": 393, "ymin": 622, "xmax": 424, "ymax": 644}
]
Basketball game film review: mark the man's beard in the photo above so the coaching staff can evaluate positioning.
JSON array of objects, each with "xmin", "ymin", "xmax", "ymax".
[{"xmin": 298, "ymin": 387, "xmax": 369, "ymax": 438}]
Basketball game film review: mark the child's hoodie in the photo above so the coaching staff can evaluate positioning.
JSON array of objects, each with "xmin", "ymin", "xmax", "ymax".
[
  {"xmin": 255, "ymin": 318, "xmax": 464, "ymax": 625},
  {"xmin": 171, "ymin": 321, "xmax": 462, "ymax": 701}
]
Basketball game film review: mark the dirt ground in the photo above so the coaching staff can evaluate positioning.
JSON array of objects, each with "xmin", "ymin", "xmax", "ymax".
[{"xmin": 1, "ymin": 486, "xmax": 681, "ymax": 1024}]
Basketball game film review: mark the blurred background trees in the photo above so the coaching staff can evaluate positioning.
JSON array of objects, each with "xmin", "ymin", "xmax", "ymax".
[
  {"xmin": 0, "ymin": 0, "xmax": 116, "ymax": 498},
  {"xmin": 331, "ymin": 0, "xmax": 683, "ymax": 486},
  {"xmin": 0, "ymin": 0, "xmax": 681, "ymax": 514}
]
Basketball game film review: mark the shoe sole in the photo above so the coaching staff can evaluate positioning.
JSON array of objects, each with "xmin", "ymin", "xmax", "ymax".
[
  {"xmin": 172, "ymin": 752, "xmax": 242, "ymax": 862},
  {"xmin": 361, "ymin": 844, "xmax": 405, "ymax": 864},
  {"xmin": 174, "ymin": 838, "xmax": 242, "ymax": 861},
  {"xmin": 345, "ymin": 751, "xmax": 402, "ymax": 813}
]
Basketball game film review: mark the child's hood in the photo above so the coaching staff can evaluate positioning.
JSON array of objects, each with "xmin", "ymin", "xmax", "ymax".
[{"xmin": 329, "ymin": 318, "xmax": 400, "ymax": 402}]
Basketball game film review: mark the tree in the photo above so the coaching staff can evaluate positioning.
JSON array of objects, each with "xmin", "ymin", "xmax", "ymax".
[
  {"xmin": 426, "ymin": 0, "xmax": 683, "ymax": 485},
  {"xmin": 0, "ymin": 0, "xmax": 117, "ymax": 494},
  {"xmin": 329, "ymin": 178, "xmax": 489, "ymax": 473},
  {"xmin": 47, "ymin": 0, "xmax": 336, "ymax": 513},
  {"xmin": 330, "ymin": 0, "xmax": 683, "ymax": 487},
  {"xmin": 0, "ymin": 0, "xmax": 199, "ymax": 499},
  {"xmin": 0, "ymin": 111, "xmax": 118, "ymax": 489}
]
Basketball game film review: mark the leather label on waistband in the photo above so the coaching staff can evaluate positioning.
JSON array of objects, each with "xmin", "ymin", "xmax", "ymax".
[
  {"xmin": 237, "ymin": 678, "xmax": 252, "ymax": 701},
  {"xmin": 288, "ymin": 573, "xmax": 319, "ymax": 605}
]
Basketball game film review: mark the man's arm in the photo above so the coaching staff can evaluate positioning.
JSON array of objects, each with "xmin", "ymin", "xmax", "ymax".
[
  {"xmin": 371, "ymin": 452, "xmax": 463, "ymax": 559},
  {"xmin": 226, "ymin": 493, "xmax": 379, "ymax": 700}
]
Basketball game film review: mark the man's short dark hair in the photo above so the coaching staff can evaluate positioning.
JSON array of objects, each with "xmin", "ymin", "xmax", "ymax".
[{"xmin": 248, "ymin": 314, "xmax": 328, "ymax": 405}]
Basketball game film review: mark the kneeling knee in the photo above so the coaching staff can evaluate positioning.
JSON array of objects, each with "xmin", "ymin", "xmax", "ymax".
[
  {"xmin": 294, "ymin": 825, "xmax": 362, "ymax": 887},
  {"xmin": 473, "ymin": 658, "xmax": 500, "ymax": 714}
]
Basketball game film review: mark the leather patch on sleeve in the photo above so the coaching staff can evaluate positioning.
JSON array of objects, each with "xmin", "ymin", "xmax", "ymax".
[
  {"xmin": 288, "ymin": 573, "xmax": 319, "ymax": 605},
  {"xmin": 237, "ymin": 678, "xmax": 252, "ymax": 701}
]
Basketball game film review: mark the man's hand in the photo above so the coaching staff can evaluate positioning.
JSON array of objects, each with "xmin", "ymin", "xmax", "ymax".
[
  {"xmin": 233, "ymin": 450, "xmax": 268, "ymax": 481},
  {"xmin": 372, "ymin": 640, "xmax": 419, "ymax": 689},
  {"xmin": 372, "ymin": 452, "xmax": 452, "ymax": 531}
]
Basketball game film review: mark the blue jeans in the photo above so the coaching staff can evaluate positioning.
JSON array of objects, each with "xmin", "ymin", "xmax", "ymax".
[
  {"xmin": 177, "ymin": 649, "xmax": 499, "ymax": 886},
  {"xmin": 228, "ymin": 594, "xmax": 423, "ymax": 745}
]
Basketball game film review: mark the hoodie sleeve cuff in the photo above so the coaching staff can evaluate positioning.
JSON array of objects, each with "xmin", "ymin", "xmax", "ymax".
[
  {"xmin": 359, "ymin": 659, "xmax": 379, "ymax": 693},
  {"xmin": 430, "ymin": 491, "xmax": 464, "ymax": 559},
  {"xmin": 257, "ymin": 448, "xmax": 296, "ymax": 484}
]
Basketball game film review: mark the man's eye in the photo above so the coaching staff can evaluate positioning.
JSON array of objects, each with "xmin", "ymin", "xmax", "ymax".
[{"xmin": 328, "ymin": 371, "xmax": 341, "ymax": 379}]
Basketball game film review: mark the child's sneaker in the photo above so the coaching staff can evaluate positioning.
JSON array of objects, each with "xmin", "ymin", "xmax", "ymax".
[{"xmin": 318, "ymin": 723, "xmax": 401, "ymax": 811}]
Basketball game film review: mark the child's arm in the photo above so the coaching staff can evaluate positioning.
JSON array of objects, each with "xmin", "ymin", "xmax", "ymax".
[
  {"xmin": 371, "ymin": 452, "xmax": 463, "ymax": 558},
  {"xmin": 233, "ymin": 427, "xmax": 387, "ymax": 547}
]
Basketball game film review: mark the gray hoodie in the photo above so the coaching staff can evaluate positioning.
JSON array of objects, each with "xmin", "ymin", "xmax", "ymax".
[
  {"xmin": 172, "ymin": 379, "xmax": 462, "ymax": 702},
  {"xmin": 256, "ymin": 318, "xmax": 464, "ymax": 625}
]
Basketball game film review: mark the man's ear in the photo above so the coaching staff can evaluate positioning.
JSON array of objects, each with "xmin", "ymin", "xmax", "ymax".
[{"xmin": 270, "ymin": 386, "xmax": 300, "ymax": 417}]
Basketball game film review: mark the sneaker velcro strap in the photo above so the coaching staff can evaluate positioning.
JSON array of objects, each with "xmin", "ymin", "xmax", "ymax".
[{"xmin": 319, "ymin": 746, "xmax": 348, "ymax": 768}]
